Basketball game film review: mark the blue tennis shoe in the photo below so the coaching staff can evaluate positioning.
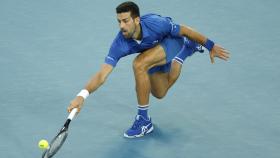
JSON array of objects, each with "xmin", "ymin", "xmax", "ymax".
[{"xmin": 124, "ymin": 115, "xmax": 154, "ymax": 138}]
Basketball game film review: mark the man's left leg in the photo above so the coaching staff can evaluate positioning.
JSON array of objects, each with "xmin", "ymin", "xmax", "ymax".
[
  {"xmin": 149, "ymin": 60, "xmax": 182, "ymax": 99},
  {"xmin": 149, "ymin": 37, "xmax": 204, "ymax": 99}
]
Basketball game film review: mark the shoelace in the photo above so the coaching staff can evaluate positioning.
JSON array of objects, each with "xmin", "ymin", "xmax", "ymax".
[{"xmin": 131, "ymin": 116, "xmax": 142, "ymax": 129}]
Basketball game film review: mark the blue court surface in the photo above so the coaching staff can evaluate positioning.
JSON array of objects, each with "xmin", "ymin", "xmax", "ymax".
[{"xmin": 1, "ymin": 0, "xmax": 280, "ymax": 157}]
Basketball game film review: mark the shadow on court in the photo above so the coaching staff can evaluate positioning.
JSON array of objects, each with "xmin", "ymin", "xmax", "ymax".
[{"xmin": 102, "ymin": 124, "xmax": 188, "ymax": 158}]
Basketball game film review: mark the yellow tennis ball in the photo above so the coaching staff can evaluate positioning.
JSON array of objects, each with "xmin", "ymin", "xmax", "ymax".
[{"xmin": 38, "ymin": 139, "xmax": 49, "ymax": 149}]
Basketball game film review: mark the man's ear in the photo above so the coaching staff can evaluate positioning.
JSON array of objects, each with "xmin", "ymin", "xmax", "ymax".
[{"xmin": 134, "ymin": 17, "xmax": 140, "ymax": 25}]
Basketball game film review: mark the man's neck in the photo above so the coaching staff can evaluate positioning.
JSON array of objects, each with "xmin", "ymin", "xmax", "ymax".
[{"xmin": 132, "ymin": 24, "xmax": 142, "ymax": 40}]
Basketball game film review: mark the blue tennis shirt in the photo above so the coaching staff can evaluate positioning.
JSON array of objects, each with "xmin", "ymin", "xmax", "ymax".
[{"xmin": 105, "ymin": 14, "xmax": 181, "ymax": 67}]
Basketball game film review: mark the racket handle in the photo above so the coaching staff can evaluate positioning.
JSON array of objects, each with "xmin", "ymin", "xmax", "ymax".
[{"xmin": 68, "ymin": 108, "xmax": 78, "ymax": 120}]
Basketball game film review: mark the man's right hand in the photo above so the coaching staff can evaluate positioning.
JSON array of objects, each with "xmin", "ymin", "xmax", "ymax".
[{"xmin": 68, "ymin": 96, "xmax": 85, "ymax": 113}]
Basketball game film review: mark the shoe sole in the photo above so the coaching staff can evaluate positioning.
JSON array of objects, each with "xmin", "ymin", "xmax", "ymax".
[{"xmin": 123, "ymin": 126, "xmax": 154, "ymax": 138}]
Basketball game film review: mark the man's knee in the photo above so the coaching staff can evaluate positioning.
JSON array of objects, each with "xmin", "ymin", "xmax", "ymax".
[
  {"xmin": 133, "ymin": 45, "xmax": 166, "ymax": 73},
  {"xmin": 151, "ymin": 90, "xmax": 166, "ymax": 99},
  {"xmin": 133, "ymin": 55, "xmax": 149, "ymax": 72}
]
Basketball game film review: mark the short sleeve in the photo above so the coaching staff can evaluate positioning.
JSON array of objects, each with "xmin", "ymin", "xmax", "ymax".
[
  {"xmin": 143, "ymin": 14, "xmax": 181, "ymax": 37},
  {"xmin": 166, "ymin": 17, "xmax": 181, "ymax": 37},
  {"xmin": 105, "ymin": 42, "xmax": 120, "ymax": 67},
  {"xmin": 104, "ymin": 33, "xmax": 128, "ymax": 67},
  {"xmin": 158, "ymin": 16, "xmax": 181, "ymax": 37}
]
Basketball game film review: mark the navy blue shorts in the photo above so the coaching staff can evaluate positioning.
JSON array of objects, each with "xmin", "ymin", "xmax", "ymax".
[{"xmin": 148, "ymin": 36, "xmax": 190, "ymax": 75}]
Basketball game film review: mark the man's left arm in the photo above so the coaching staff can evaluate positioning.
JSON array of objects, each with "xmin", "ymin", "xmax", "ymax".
[{"xmin": 179, "ymin": 25, "xmax": 230, "ymax": 63}]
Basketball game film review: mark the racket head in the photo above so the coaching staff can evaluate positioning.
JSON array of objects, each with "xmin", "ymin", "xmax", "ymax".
[{"xmin": 42, "ymin": 129, "xmax": 68, "ymax": 158}]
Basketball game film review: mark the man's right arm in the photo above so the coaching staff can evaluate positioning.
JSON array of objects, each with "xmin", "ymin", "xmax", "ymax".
[
  {"xmin": 67, "ymin": 63, "xmax": 113, "ymax": 113},
  {"xmin": 85, "ymin": 63, "xmax": 113, "ymax": 93}
]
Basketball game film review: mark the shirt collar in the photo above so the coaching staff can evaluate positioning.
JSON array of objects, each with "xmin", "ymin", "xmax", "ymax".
[
  {"xmin": 140, "ymin": 20, "xmax": 150, "ymax": 39},
  {"xmin": 125, "ymin": 20, "xmax": 150, "ymax": 44}
]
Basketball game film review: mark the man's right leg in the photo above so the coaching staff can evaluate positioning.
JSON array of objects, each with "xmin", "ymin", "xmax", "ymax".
[{"xmin": 124, "ymin": 45, "xmax": 167, "ymax": 138}]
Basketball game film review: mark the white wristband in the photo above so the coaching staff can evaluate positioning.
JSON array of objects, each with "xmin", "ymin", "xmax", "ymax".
[{"xmin": 77, "ymin": 89, "xmax": 89, "ymax": 99}]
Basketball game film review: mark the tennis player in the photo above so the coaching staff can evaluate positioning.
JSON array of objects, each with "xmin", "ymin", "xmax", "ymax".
[{"xmin": 68, "ymin": 1, "xmax": 230, "ymax": 138}]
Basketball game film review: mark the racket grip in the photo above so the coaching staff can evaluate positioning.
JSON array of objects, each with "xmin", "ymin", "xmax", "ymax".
[{"xmin": 68, "ymin": 108, "xmax": 78, "ymax": 120}]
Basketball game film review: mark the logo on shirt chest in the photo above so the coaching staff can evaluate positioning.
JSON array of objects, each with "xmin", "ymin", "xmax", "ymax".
[{"xmin": 152, "ymin": 40, "xmax": 159, "ymax": 44}]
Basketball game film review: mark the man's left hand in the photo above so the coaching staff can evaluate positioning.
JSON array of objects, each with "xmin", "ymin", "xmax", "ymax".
[{"xmin": 209, "ymin": 44, "xmax": 230, "ymax": 64}]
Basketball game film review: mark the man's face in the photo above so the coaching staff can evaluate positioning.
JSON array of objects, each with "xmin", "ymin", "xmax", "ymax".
[{"xmin": 117, "ymin": 12, "xmax": 139, "ymax": 38}]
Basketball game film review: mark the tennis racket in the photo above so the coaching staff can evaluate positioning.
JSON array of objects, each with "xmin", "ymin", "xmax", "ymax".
[{"xmin": 42, "ymin": 108, "xmax": 78, "ymax": 158}]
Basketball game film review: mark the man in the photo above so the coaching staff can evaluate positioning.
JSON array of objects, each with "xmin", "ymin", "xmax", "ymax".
[{"xmin": 68, "ymin": 1, "xmax": 230, "ymax": 138}]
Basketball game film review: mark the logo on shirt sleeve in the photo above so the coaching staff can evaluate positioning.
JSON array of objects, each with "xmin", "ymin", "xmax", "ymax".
[
  {"xmin": 169, "ymin": 21, "xmax": 177, "ymax": 32},
  {"xmin": 106, "ymin": 56, "xmax": 115, "ymax": 61}
]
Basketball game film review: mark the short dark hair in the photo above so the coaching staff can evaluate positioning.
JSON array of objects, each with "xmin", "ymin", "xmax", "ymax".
[{"xmin": 116, "ymin": 1, "xmax": 140, "ymax": 18}]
